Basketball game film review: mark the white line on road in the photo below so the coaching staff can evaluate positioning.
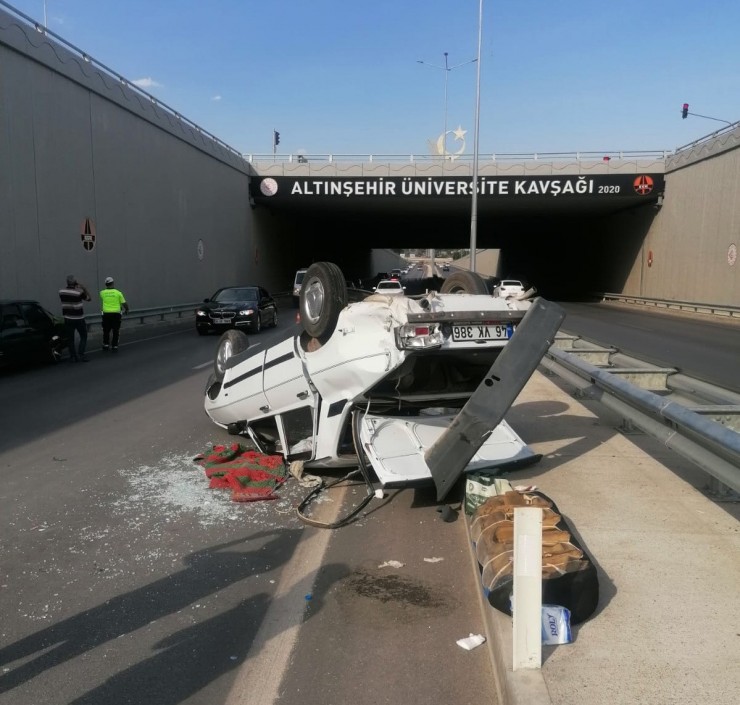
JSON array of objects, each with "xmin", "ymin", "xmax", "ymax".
[{"xmin": 225, "ymin": 486, "xmax": 346, "ymax": 705}]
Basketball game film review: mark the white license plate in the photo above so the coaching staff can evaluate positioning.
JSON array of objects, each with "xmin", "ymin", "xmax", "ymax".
[
  {"xmin": 451, "ymin": 323, "xmax": 514, "ymax": 341},
  {"xmin": 212, "ymin": 318, "xmax": 229, "ymax": 324}
]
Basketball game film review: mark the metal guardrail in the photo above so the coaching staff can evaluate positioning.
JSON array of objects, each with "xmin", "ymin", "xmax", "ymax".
[
  {"xmin": 84, "ymin": 303, "xmax": 198, "ymax": 330},
  {"xmin": 245, "ymin": 150, "xmax": 673, "ymax": 164},
  {"xmin": 542, "ymin": 337, "xmax": 740, "ymax": 496},
  {"xmin": 674, "ymin": 120, "xmax": 740, "ymax": 153},
  {"xmin": 601, "ymin": 293, "xmax": 740, "ymax": 319}
]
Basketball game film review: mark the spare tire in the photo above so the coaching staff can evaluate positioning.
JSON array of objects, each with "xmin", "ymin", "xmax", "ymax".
[
  {"xmin": 440, "ymin": 270, "xmax": 490, "ymax": 295},
  {"xmin": 214, "ymin": 329, "xmax": 249, "ymax": 381},
  {"xmin": 299, "ymin": 262, "xmax": 348, "ymax": 340}
]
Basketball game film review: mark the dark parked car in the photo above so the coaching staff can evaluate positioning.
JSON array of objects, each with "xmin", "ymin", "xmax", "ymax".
[
  {"xmin": 195, "ymin": 286, "xmax": 278, "ymax": 336},
  {"xmin": 0, "ymin": 300, "xmax": 68, "ymax": 367}
]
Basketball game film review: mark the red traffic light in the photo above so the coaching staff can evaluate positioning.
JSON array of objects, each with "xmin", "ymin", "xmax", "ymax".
[{"xmin": 682, "ymin": 103, "xmax": 689, "ymax": 119}]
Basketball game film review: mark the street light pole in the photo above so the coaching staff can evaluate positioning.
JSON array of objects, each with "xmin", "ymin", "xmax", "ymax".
[
  {"xmin": 417, "ymin": 53, "xmax": 477, "ymax": 157},
  {"xmin": 443, "ymin": 52, "xmax": 449, "ymax": 153},
  {"xmin": 469, "ymin": 0, "xmax": 483, "ymax": 273}
]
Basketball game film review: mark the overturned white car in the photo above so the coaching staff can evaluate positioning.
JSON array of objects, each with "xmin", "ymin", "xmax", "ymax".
[{"xmin": 204, "ymin": 263, "xmax": 564, "ymax": 499}]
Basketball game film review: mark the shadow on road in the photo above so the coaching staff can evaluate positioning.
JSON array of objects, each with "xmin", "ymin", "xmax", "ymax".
[{"xmin": 0, "ymin": 529, "xmax": 351, "ymax": 704}]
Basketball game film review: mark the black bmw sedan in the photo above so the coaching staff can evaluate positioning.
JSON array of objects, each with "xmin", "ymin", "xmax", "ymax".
[{"xmin": 195, "ymin": 286, "xmax": 278, "ymax": 336}]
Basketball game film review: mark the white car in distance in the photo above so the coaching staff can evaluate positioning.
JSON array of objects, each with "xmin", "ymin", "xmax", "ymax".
[
  {"xmin": 493, "ymin": 280, "xmax": 526, "ymax": 299},
  {"xmin": 373, "ymin": 279, "xmax": 405, "ymax": 296}
]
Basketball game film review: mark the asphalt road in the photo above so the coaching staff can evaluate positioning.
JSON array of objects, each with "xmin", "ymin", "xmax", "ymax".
[
  {"xmin": 558, "ymin": 302, "xmax": 740, "ymax": 393},
  {"xmin": 2, "ymin": 300, "xmax": 735, "ymax": 705},
  {"xmin": 0, "ymin": 320, "xmax": 496, "ymax": 705}
]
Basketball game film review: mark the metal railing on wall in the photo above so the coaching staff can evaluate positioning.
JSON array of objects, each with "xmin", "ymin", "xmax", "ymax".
[
  {"xmin": 244, "ymin": 150, "xmax": 673, "ymax": 164},
  {"xmin": 674, "ymin": 120, "xmax": 740, "ymax": 154},
  {"xmin": 601, "ymin": 293, "xmax": 740, "ymax": 319},
  {"xmin": 84, "ymin": 303, "xmax": 198, "ymax": 330}
]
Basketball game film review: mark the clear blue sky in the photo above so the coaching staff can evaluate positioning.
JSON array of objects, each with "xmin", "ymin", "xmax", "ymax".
[{"xmin": 6, "ymin": 0, "xmax": 740, "ymax": 156}]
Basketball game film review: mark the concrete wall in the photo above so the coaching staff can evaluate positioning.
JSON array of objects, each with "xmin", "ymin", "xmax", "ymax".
[
  {"xmin": 0, "ymin": 8, "xmax": 264, "ymax": 313},
  {"xmin": 370, "ymin": 249, "xmax": 408, "ymax": 277},
  {"xmin": 452, "ymin": 249, "xmax": 501, "ymax": 277},
  {"xmin": 625, "ymin": 126, "xmax": 740, "ymax": 305}
]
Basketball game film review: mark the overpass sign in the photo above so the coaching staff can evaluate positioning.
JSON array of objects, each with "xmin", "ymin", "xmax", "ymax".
[{"xmin": 251, "ymin": 174, "xmax": 665, "ymax": 210}]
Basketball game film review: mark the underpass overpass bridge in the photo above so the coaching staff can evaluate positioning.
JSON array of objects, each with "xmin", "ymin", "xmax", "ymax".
[
  {"xmin": 246, "ymin": 152, "xmax": 666, "ymax": 239},
  {"xmin": 246, "ymin": 154, "xmax": 668, "ymax": 296}
]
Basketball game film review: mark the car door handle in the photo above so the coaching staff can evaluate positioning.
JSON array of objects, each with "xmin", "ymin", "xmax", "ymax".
[
  {"xmin": 259, "ymin": 405, "xmax": 270, "ymax": 413},
  {"xmin": 296, "ymin": 391, "xmax": 309, "ymax": 400}
]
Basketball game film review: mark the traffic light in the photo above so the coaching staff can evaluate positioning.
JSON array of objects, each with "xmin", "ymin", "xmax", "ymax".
[
  {"xmin": 274, "ymin": 130, "xmax": 280, "ymax": 146},
  {"xmin": 682, "ymin": 103, "xmax": 689, "ymax": 119}
]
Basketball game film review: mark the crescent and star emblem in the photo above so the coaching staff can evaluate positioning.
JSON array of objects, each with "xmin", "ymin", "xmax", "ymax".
[{"xmin": 427, "ymin": 125, "xmax": 467, "ymax": 160}]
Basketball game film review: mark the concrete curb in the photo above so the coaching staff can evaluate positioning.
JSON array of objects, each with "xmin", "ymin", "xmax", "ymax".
[{"xmin": 465, "ymin": 514, "xmax": 553, "ymax": 705}]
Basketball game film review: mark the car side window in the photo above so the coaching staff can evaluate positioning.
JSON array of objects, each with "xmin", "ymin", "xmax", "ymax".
[
  {"xmin": 282, "ymin": 407, "xmax": 314, "ymax": 459},
  {"xmin": 1, "ymin": 304, "xmax": 24, "ymax": 330},
  {"xmin": 20, "ymin": 303, "xmax": 51, "ymax": 331},
  {"xmin": 247, "ymin": 417, "xmax": 282, "ymax": 454}
]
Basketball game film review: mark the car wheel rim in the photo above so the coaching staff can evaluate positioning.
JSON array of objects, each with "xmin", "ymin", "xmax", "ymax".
[
  {"xmin": 303, "ymin": 278, "xmax": 325, "ymax": 324},
  {"xmin": 215, "ymin": 338, "xmax": 233, "ymax": 376}
]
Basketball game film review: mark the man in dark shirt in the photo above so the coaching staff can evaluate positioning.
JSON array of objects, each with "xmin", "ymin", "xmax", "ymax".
[{"xmin": 59, "ymin": 274, "xmax": 91, "ymax": 362}]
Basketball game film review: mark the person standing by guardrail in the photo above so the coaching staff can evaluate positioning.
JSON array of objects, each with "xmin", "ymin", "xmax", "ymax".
[
  {"xmin": 59, "ymin": 274, "xmax": 91, "ymax": 362},
  {"xmin": 100, "ymin": 276, "xmax": 129, "ymax": 353}
]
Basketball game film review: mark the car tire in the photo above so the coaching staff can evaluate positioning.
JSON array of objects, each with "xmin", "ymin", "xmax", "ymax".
[
  {"xmin": 214, "ymin": 329, "xmax": 249, "ymax": 382},
  {"xmin": 197, "ymin": 327, "xmax": 208, "ymax": 336},
  {"xmin": 440, "ymin": 270, "xmax": 490, "ymax": 295},
  {"xmin": 254, "ymin": 314, "xmax": 262, "ymax": 334},
  {"xmin": 299, "ymin": 262, "xmax": 348, "ymax": 340},
  {"xmin": 271, "ymin": 309, "xmax": 278, "ymax": 328}
]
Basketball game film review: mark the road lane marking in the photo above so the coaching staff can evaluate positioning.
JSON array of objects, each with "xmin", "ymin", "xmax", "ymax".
[{"xmin": 225, "ymin": 484, "xmax": 347, "ymax": 705}]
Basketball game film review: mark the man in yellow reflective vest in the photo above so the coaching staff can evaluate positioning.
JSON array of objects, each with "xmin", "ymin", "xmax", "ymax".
[{"xmin": 100, "ymin": 276, "xmax": 130, "ymax": 352}]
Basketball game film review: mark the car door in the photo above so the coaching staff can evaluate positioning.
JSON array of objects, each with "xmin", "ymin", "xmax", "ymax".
[
  {"xmin": 259, "ymin": 287, "xmax": 275, "ymax": 325},
  {"xmin": 261, "ymin": 337, "xmax": 318, "ymax": 460},
  {"xmin": 262, "ymin": 337, "xmax": 317, "ymax": 416},
  {"xmin": 0, "ymin": 303, "xmax": 32, "ymax": 362},
  {"xmin": 20, "ymin": 302, "xmax": 55, "ymax": 352}
]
